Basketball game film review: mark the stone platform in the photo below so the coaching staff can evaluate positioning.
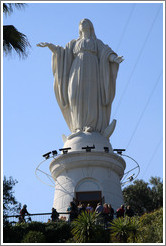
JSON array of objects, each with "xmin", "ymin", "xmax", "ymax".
[{"xmin": 49, "ymin": 132, "xmax": 126, "ymax": 212}]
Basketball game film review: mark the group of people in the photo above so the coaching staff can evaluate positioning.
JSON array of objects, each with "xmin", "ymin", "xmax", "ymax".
[
  {"xmin": 66, "ymin": 201, "xmax": 115, "ymax": 225},
  {"xmin": 66, "ymin": 200, "xmax": 134, "ymax": 226},
  {"xmin": 18, "ymin": 202, "xmax": 134, "ymax": 225},
  {"xmin": 95, "ymin": 202, "xmax": 115, "ymax": 228},
  {"xmin": 116, "ymin": 204, "xmax": 134, "ymax": 218},
  {"xmin": 18, "ymin": 205, "xmax": 60, "ymax": 223}
]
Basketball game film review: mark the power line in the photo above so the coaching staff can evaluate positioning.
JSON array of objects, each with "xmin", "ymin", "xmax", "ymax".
[
  {"xmin": 125, "ymin": 70, "xmax": 162, "ymax": 150},
  {"xmin": 116, "ymin": 3, "xmax": 136, "ymax": 52},
  {"xmin": 142, "ymin": 137, "xmax": 163, "ymax": 179},
  {"xmin": 113, "ymin": 4, "xmax": 162, "ymax": 118}
]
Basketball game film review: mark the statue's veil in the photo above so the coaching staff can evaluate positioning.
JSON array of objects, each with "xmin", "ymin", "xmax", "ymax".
[{"xmin": 78, "ymin": 19, "xmax": 96, "ymax": 40}]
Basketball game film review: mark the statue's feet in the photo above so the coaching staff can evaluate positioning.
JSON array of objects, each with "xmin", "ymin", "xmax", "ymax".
[
  {"xmin": 83, "ymin": 126, "xmax": 93, "ymax": 132},
  {"xmin": 67, "ymin": 129, "xmax": 82, "ymax": 140}
]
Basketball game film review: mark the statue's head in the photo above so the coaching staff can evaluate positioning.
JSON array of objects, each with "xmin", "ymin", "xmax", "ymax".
[{"xmin": 79, "ymin": 18, "xmax": 96, "ymax": 39}]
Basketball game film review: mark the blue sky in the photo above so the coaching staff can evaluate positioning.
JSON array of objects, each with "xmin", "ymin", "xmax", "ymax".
[{"xmin": 2, "ymin": 1, "xmax": 164, "ymax": 214}]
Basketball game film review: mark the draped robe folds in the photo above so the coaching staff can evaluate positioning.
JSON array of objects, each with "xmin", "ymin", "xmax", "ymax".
[{"xmin": 52, "ymin": 38, "xmax": 119, "ymax": 135}]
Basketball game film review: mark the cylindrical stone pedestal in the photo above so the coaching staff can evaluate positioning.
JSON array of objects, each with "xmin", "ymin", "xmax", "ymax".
[{"xmin": 49, "ymin": 132, "xmax": 126, "ymax": 212}]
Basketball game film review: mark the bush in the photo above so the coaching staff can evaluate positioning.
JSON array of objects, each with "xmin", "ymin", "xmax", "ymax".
[
  {"xmin": 110, "ymin": 208, "xmax": 163, "ymax": 243},
  {"xmin": 3, "ymin": 221, "xmax": 46, "ymax": 243},
  {"xmin": 21, "ymin": 230, "xmax": 46, "ymax": 243},
  {"xmin": 3, "ymin": 223, "xmax": 25, "ymax": 243},
  {"xmin": 136, "ymin": 208, "xmax": 163, "ymax": 243},
  {"xmin": 44, "ymin": 221, "xmax": 72, "ymax": 243},
  {"xmin": 3, "ymin": 221, "xmax": 71, "ymax": 243},
  {"xmin": 3, "ymin": 208, "xmax": 163, "ymax": 243}
]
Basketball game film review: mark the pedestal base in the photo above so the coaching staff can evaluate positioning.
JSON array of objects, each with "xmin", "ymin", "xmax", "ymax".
[{"xmin": 49, "ymin": 147, "xmax": 126, "ymax": 213}]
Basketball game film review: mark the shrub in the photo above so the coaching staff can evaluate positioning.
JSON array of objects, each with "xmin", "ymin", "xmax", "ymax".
[
  {"xmin": 3, "ymin": 221, "xmax": 71, "ymax": 243},
  {"xmin": 110, "ymin": 208, "xmax": 163, "ymax": 243},
  {"xmin": 4, "ymin": 221, "xmax": 46, "ymax": 243},
  {"xmin": 21, "ymin": 230, "xmax": 46, "ymax": 243},
  {"xmin": 4, "ymin": 208, "xmax": 163, "ymax": 243},
  {"xmin": 3, "ymin": 223, "xmax": 25, "ymax": 243},
  {"xmin": 136, "ymin": 208, "xmax": 163, "ymax": 243},
  {"xmin": 44, "ymin": 221, "xmax": 72, "ymax": 243}
]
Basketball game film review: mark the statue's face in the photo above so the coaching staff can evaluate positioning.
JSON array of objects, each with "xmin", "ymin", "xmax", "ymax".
[{"xmin": 79, "ymin": 19, "xmax": 90, "ymax": 32}]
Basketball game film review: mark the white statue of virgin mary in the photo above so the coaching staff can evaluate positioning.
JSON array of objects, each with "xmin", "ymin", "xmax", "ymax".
[{"xmin": 37, "ymin": 19, "xmax": 123, "ymax": 139}]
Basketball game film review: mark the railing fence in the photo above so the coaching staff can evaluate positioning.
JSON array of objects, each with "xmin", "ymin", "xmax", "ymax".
[{"xmin": 5, "ymin": 212, "xmax": 69, "ymax": 224}]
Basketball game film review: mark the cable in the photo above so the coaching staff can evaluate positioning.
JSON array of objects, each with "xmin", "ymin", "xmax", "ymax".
[
  {"xmin": 35, "ymin": 158, "xmax": 55, "ymax": 188},
  {"xmin": 120, "ymin": 153, "xmax": 140, "ymax": 184},
  {"xmin": 113, "ymin": 4, "xmax": 162, "ymax": 118},
  {"xmin": 125, "ymin": 70, "xmax": 162, "ymax": 149},
  {"xmin": 142, "ymin": 137, "xmax": 163, "ymax": 179},
  {"xmin": 116, "ymin": 3, "xmax": 136, "ymax": 52}
]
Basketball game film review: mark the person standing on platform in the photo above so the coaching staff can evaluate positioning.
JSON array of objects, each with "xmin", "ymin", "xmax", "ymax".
[
  {"xmin": 67, "ymin": 202, "xmax": 78, "ymax": 222},
  {"xmin": 51, "ymin": 207, "xmax": 59, "ymax": 222},
  {"xmin": 86, "ymin": 203, "xmax": 94, "ymax": 213},
  {"xmin": 116, "ymin": 204, "xmax": 125, "ymax": 218},
  {"xmin": 108, "ymin": 204, "xmax": 114, "ymax": 222},
  {"xmin": 19, "ymin": 204, "xmax": 30, "ymax": 223},
  {"xmin": 95, "ymin": 203, "xmax": 104, "ymax": 224},
  {"xmin": 125, "ymin": 205, "xmax": 134, "ymax": 217}
]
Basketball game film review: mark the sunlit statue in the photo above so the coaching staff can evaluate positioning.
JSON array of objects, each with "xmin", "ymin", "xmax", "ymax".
[{"xmin": 37, "ymin": 19, "xmax": 124, "ymax": 139}]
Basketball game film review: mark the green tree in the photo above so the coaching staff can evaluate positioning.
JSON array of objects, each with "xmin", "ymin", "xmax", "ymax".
[
  {"xmin": 3, "ymin": 3, "xmax": 30, "ymax": 58},
  {"xmin": 122, "ymin": 176, "xmax": 163, "ymax": 216},
  {"xmin": 3, "ymin": 176, "xmax": 21, "ymax": 217},
  {"xmin": 149, "ymin": 176, "xmax": 163, "ymax": 209}
]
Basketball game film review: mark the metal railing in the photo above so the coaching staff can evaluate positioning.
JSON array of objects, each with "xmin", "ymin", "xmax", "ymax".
[
  {"xmin": 5, "ymin": 211, "xmax": 125, "ymax": 226},
  {"xmin": 5, "ymin": 212, "xmax": 69, "ymax": 224}
]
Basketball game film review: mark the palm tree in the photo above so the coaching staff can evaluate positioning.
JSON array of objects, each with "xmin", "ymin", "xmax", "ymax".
[
  {"xmin": 110, "ymin": 216, "xmax": 140, "ymax": 243},
  {"xmin": 3, "ymin": 3, "xmax": 30, "ymax": 58},
  {"xmin": 71, "ymin": 211, "xmax": 109, "ymax": 243}
]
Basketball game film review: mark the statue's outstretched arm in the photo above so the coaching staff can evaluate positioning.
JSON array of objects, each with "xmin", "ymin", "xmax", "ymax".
[
  {"xmin": 36, "ymin": 42, "xmax": 57, "ymax": 53},
  {"xmin": 109, "ymin": 53, "xmax": 124, "ymax": 64}
]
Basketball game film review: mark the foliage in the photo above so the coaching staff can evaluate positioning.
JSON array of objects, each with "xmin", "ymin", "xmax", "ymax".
[
  {"xmin": 3, "ymin": 221, "xmax": 46, "ymax": 243},
  {"xmin": 21, "ymin": 230, "xmax": 46, "ymax": 243},
  {"xmin": 123, "ymin": 176, "xmax": 163, "ymax": 216},
  {"xmin": 110, "ymin": 216, "xmax": 140, "ymax": 243},
  {"xmin": 71, "ymin": 211, "xmax": 97, "ymax": 243},
  {"xmin": 149, "ymin": 176, "xmax": 163, "ymax": 208},
  {"xmin": 44, "ymin": 221, "xmax": 72, "ymax": 243},
  {"xmin": 110, "ymin": 208, "xmax": 163, "ymax": 243},
  {"xmin": 3, "ymin": 176, "xmax": 21, "ymax": 218},
  {"xmin": 3, "ymin": 3, "xmax": 26, "ymax": 16},
  {"xmin": 3, "ymin": 3, "xmax": 30, "ymax": 58},
  {"xmin": 3, "ymin": 221, "xmax": 71, "ymax": 243},
  {"xmin": 136, "ymin": 207, "xmax": 163, "ymax": 243},
  {"xmin": 3, "ymin": 208, "xmax": 163, "ymax": 243},
  {"xmin": 3, "ymin": 25, "xmax": 30, "ymax": 58},
  {"xmin": 71, "ymin": 211, "xmax": 109, "ymax": 243}
]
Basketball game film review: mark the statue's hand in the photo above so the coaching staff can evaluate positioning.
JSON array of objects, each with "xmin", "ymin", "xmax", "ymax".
[
  {"xmin": 113, "ymin": 56, "xmax": 124, "ymax": 64},
  {"xmin": 36, "ymin": 42, "xmax": 57, "ymax": 53},
  {"xmin": 36, "ymin": 42, "xmax": 50, "ymax": 47}
]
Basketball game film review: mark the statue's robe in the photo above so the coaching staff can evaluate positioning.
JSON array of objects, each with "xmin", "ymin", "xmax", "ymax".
[{"xmin": 52, "ymin": 38, "xmax": 119, "ymax": 134}]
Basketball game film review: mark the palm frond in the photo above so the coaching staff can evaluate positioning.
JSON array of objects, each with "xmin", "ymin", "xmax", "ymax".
[
  {"xmin": 3, "ymin": 3, "xmax": 26, "ymax": 16},
  {"xmin": 3, "ymin": 25, "xmax": 30, "ymax": 58}
]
